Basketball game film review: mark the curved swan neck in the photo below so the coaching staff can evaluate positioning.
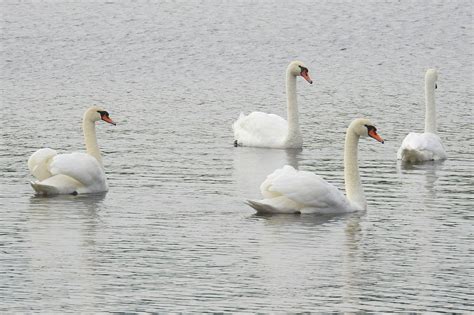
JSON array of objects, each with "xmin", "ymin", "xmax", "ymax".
[
  {"xmin": 344, "ymin": 129, "xmax": 366, "ymax": 209},
  {"xmin": 284, "ymin": 68, "xmax": 302, "ymax": 145},
  {"xmin": 83, "ymin": 117, "xmax": 103, "ymax": 165},
  {"xmin": 424, "ymin": 77, "xmax": 436, "ymax": 133}
]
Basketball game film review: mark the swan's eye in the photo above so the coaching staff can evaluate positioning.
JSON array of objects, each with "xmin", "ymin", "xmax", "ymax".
[
  {"xmin": 364, "ymin": 124, "xmax": 376, "ymax": 132},
  {"xmin": 97, "ymin": 110, "xmax": 109, "ymax": 117},
  {"xmin": 298, "ymin": 65, "xmax": 308, "ymax": 75}
]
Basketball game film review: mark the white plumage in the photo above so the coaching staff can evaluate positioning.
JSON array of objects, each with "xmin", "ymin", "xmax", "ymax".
[
  {"xmin": 248, "ymin": 165, "xmax": 352, "ymax": 214},
  {"xmin": 28, "ymin": 150, "xmax": 107, "ymax": 195},
  {"xmin": 397, "ymin": 132, "xmax": 446, "ymax": 162},
  {"xmin": 233, "ymin": 112, "xmax": 289, "ymax": 148}
]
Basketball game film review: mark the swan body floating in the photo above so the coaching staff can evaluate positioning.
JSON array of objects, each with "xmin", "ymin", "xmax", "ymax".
[
  {"xmin": 232, "ymin": 61, "xmax": 313, "ymax": 149},
  {"xmin": 397, "ymin": 69, "xmax": 447, "ymax": 162},
  {"xmin": 28, "ymin": 106, "xmax": 116, "ymax": 195},
  {"xmin": 247, "ymin": 118, "xmax": 384, "ymax": 214}
]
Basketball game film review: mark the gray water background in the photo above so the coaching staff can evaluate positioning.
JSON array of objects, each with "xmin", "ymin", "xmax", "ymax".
[{"xmin": 1, "ymin": 0, "xmax": 473, "ymax": 312}]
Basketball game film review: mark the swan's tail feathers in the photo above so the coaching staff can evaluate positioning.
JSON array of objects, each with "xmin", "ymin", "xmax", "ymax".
[
  {"xmin": 246, "ymin": 200, "xmax": 283, "ymax": 214},
  {"xmin": 30, "ymin": 181, "xmax": 60, "ymax": 196},
  {"xmin": 29, "ymin": 175, "xmax": 82, "ymax": 196}
]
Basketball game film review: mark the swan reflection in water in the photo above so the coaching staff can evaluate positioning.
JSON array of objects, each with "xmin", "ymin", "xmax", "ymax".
[
  {"xmin": 28, "ymin": 192, "xmax": 107, "ymax": 222},
  {"xmin": 26, "ymin": 193, "xmax": 107, "ymax": 302},
  {"xmin": 29, "ymin": 191, "xmax": 107, "ymax": 209},
  {"xmin": 397, "ymin": 159, "xmax": 444, "ymax": 201},
  {"xmin": 254, "ymin": 211, "xmax": 367, "ymax": 310},
  {"xmin": 232, "ymin": 147, "xmax": 302, "ymax": 198},
  {"xmin": 250, "ymin": 210, "xmax": 362, "ymax": 226},
  {"xmin": 245, "ymin": 210, "xmax": 365, "ymax": 307}
]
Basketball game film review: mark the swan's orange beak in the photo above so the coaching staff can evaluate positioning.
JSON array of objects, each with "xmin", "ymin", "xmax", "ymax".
[
  {"xmin": 102, "ymin": 116, "xmax": 116, "ymax": 126},
  {"xmin": 301, "ymin": 71, "xmax": 313, "ymax": 84},
  {"xmin": 368, "ymin": 129, "xmax": 384, "ymax": 144}
]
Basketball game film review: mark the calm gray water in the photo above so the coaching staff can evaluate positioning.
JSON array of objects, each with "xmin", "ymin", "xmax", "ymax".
[{"xmin": 1, "ymin": 0, "xmax": 473, "ymax": 312}]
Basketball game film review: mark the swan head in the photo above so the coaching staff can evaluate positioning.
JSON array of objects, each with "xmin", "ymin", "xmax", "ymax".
[
  {"xmin": 425, "ymin": 68, "xmax": 438, "ymax": 90},
  {"xmin": 287, "ymin": 60, "xmax": 313, "ymax": 84},
  {"xmin": 349, "ymin": 118, "xmax": 384, "ymax": 143},
  {"xmin": 85, "ymin": 106, "xmax": 116, "ymax": 125}
]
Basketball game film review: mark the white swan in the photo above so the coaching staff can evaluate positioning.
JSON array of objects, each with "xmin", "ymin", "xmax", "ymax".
[
  {"xmin": 246, "ymin": 118, "xmax": 384, "ymax": 214},
  {"xmin": 28, "ymin": 106, "xmax": 116, "ymax": 195},
  {"xmin": 397, "ymin": 69, "xmax": 447, "ymax": 162},
  {"xmin": 232, "ymin": 60, "xmax": 313, "ymax": 149}
]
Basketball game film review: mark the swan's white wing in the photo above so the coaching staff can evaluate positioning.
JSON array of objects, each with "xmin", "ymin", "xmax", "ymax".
[
  {"xmin": 397, "ymin": 132, "xmax": 447, "ymax": 161},
  {"xmin": 233, "ymin": 111, "xmax": 288, "ymax": 148},
  {"xmin": 31, "ymin": 174, "xmax": 83, "ymax": 195},
  {"xmin": 48, "ymin": 152, "xmax": 108, "ymax": 193},
  {"xmin": 28, "ymin": 148, "xmax": 57, "ymax": 181},
  {"xmin": 254, "ymin": 165, "xmax": 352, "ymax": 214}
]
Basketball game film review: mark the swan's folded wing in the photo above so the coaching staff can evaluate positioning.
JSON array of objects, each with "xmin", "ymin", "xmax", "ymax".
[
  {"xmin": 263, "ymin": 165, "xmax": 348, "ymax": 209},
  {"xmin": 233, "ymin": 111, "xmax": 288, "ymax": 147},
  {"xmin": 49, "ymin": 152, "xmax": 107, "ymax": 188},
  {"xmin": 28, "ymin": 148, "xmax": 57, "ymax": 181}
]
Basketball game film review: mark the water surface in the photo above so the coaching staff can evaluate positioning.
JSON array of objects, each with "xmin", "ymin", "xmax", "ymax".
[{"xmin": 1, "ymin": 0, "xmax": 473, "ymax": 312}]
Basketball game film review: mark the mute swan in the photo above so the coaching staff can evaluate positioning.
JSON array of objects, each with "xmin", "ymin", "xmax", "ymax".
[
  {"xmin": 246, "ymin": 118, "xmax": 384, "ymax": 214},
  {"xmin": 232, "ymin": 60, "xmax": 313, "ymax": 149},
  {"xmin": 28, "ymin": 106, "xmax": 116, "ymax": 195},
  {"xmin": 397, "ymin": 69, "xmax": 447, "ymax": 162}
]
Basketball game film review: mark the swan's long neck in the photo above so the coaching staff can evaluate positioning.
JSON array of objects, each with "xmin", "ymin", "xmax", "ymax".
[
  {"xmin": 285, "ymin": 70, "xmax": 301, "ymax": 145},
  {"xmin": 344, "ymin": 130, "xmax": 366, "ymax": 210},
  {"xmin": 424, "ymin": 79, "xmax": 436, "ymax": 133},
  {"xmin": 83, "ymin": 118, "xmax": 103, "ymax": 165}
]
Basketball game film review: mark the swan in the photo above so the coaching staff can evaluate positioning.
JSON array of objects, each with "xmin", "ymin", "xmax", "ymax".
[
  {"xmin": 246, "ymin": 118, "xmax": 384, "ymax": 214},
  {"xmin": 232, "ymin": 60, "xmax": 313, "ymax": 149},
  {"xmin": 397, "ymin": 69, "xmax": 447, "ymax": 162},
  {"xmin": 28, "ymin": 106, "xmax": 116, "ymax": 195}
]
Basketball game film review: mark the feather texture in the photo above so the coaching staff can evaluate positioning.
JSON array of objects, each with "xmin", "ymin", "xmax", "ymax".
[{"xmin": 233, "ymin": 112, "xmax": 288, "ymax": 148}]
